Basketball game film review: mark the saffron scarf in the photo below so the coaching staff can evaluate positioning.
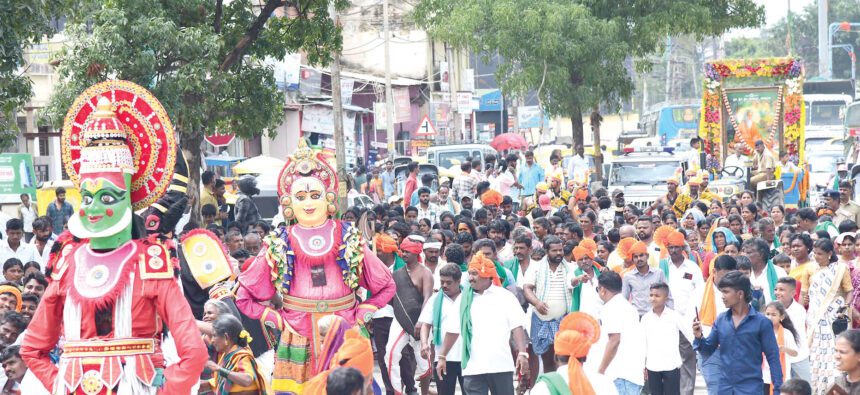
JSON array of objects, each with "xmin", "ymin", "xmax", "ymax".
[
  {"xmin": 768, "ymin": 326, "xmax": 787, "ymax": 395},
  {"xmin": 569, "ymin": 266, "xmax": 601, "ymax": 313},
  {"xmin": 699, "ymin": 277, "xmax": 717, "ymax": 326}
]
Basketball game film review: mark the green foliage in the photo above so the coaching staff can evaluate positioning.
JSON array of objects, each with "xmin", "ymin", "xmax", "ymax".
[
  {"xmin": 725, "ymin": 0, "xmax": 860, "ymax": 79},
  {"xmin": 413, "ymin": 0, "xmax": 764, "ymax": 144},
  {"xmin": 0, "ymin": 0, "xmax": 70, "ymax": 147},
  {"xmin": 44, "ymin": 0, "xmax": 344, "ymax": 140}
]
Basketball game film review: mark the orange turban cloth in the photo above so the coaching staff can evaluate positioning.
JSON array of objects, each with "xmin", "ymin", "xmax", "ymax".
[
  {"xmin": 304, "ymin": 328, "xmax": 374, "ymax": 394},
  {"xmin": 617, "ymin": 237, "xmax": 637, "ymax": 261},
  {"xmin": 579, "ymin": 239, "xmax": 597, "ymax": 253},
  {"xmin": 629, "ymin": 241, "xmax": 649, "ymax": 257},
  {"xmin": 573, "ymin": 246, "xmax": 594, "ymax": 261},
  {"xmin": 0, "ymin": 285, "xmax": 21, "ymax": 312},
  {"xmin": 375, "ymin": 233, "xmax": 398, "ymax": 253},
  {"xmin": 481, "ymin": 190, "xmax": 503, "ymax": 206},
  {"xmin": 653, "ymin": 225, "xmax": 676, "ymax": 259},
  {"xmin": 574, "ymin": 188, "xmax": 588, "ymax": 202},
  {"xmin": 666, "ymin": 231, "xmax": 686, "ymax": 247},
  {"xmin": 468, "ymin": 251, "xmax": 501, "ymax": 286},
  {"xmin": 555, "ymin": 312, "xmax": 601, "ymax": 395}
]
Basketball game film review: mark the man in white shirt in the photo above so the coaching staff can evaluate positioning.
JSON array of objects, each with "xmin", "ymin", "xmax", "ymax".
[
  {"xmin": 437, "ymin": 252, "xmax": 529, "ymax": 395},
  {"xmin": 16, "ymin": 194, "xmax": 36, "ymax": 243},
  {"xmin": 568, "ymin": 244, "xmax": 603, "ymax": 319},
  {"xmin": 419, "ymin": 264, "xmax": 464, "ymax": 395},
  {"xmin": 688, "ymin": 255, "xmax": 735, "ymax": 395},
  {"xmin": 567, "ymin": 145, "xmax": 589, "ymax": 183},
  {"xmin": 660, "ymin": 231, "xmax": 703, "ymax": 395},
  {"xmin": 28, "ymin": 218, "xmax": 54, "ymax": 269},
  {"xmin": 0, "ymin": 220, "xmax": 37, "ymax": 273},
  {"xmin": 524, "ymin": 236, "xmax": 571, "ymax": 372},
  {"xmin": 590, "ymin": 271, "xmax": 645, "ymax": 395},
  {"xmin": 723, "ymin": 143, "xmax": 748, "ymax": 180},
  {"xmin": 775, "ymin": 277, "xmax": 810, "ymax": 381}
]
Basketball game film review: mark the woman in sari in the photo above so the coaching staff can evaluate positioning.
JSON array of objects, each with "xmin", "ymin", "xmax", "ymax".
[
  {"xmin": 808, "ymin": 238, "xmax": 854, "ymax": 394},
  {"xmin": 789, "ymin": 233, "xmax": 815, "ymax": 306},
  {"xmin": 315, "ymin": 315, "xmax": 349, "ymax": 374},
  {"xmin": 704, "ymin": 226, "xmax": 738, "ymax": 278},
  {"xmin": 201, "ymin": 315, "xmax": 270, "ymax": 395},
  {"xmin": 681, "ymin": 208, "xmax": 705, "ymax": 234}
]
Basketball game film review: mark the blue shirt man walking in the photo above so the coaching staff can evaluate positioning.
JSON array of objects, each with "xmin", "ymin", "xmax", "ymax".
[
  {"xmin": 518, "ymin": 150, "xmax": 544, "ymax": 198},
  {"xmin": 693, "ymin": 271, "xmax": 783, "ymax": 394}
]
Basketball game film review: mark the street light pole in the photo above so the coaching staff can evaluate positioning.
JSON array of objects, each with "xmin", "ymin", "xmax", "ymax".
[
  {"xmin": 818, "ymin": 0, "xmax": 829, "ymax": 77},
  {"xmin": 383, "ymin": 0, "xmax": 396, "ymax": 159},
  {"xmin": 330, "ymin": 2, "xmax": 348, "ymax": 210}
]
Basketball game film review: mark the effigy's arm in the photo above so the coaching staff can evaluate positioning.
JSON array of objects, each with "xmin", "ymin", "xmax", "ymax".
[
  {"xmin": 356, "ymin": 245, "xmax": 395, "ymax": 323},
  {"xmin": 235, "ymin": 250, "xmax": 278, "ymax": 319},
  {"xmin": 154, "ymin": 279, "xmax": 208, "ymax": 394},
  {"xmin": 20, "ymin": 279, "xmax": 64, "ymax": 391}
]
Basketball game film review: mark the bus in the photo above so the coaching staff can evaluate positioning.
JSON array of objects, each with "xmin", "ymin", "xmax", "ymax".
[{"xmin": 622, "ymin": 104, "xmax": 700, "ymax": 147}]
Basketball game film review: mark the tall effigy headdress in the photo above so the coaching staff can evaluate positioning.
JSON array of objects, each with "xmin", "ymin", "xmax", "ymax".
[
  {"xmin": 277, "ymin": 138, "xmax": 338, "ymax": 220},
  {"xmin": 61, "ymin": 80, "xmax": 177, "ymax": 210}
]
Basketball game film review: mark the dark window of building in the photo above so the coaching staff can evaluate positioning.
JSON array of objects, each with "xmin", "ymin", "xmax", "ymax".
[
  {"xmin": 34, "ymin": 165, "xmax": 49, "ymax": 184},
  {"xmin": 38, "ymin": 136, "xmax": 49, "ymax": 157}
]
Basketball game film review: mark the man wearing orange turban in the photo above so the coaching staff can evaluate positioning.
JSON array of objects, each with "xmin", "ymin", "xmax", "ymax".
[
  {"xmin": 624, "ymin": 241, "xmax": 670, "ymax": 316},
  {"xmin": 480, "ymin": 189, "xmax": 503, "ymax": 208},
  {"xmin": 570, "ymin": 241, "xmax": 602, "ymax": 317},
  {"xmin": 304, "ymin": 328, "xmax": 375, "ymax": 394},
  {"xmin": 435, "ymin": 251, "xmax": 529, "ymax": 394},
  {"xmin": 656, "ymin": 230, "xmax": 704, "ymax": 394},
  {"xmin": 531, "ymin": 313, "xmax": 606, "ymax": 395}
]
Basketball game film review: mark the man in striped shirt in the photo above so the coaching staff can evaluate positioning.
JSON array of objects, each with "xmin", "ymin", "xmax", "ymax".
[{"xmin": 523, "ymin": 236, "xmax": 572, "ymax": 374}]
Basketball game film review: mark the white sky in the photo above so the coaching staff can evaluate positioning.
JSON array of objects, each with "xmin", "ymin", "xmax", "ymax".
[{"xmin": 727, "ymin": 0, "xmax": 815, "ymax": 38}]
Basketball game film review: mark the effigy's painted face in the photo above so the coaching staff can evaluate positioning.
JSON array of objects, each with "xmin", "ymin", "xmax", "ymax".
[
  {"xmin": 292, "ymin": 177, "xmax": 329, "ymax": 228},
  {"xmin": 69, "ymin": 171, "xmax": 133, "ymax": 249}
]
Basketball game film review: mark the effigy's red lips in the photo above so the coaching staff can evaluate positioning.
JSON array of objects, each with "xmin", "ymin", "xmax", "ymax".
[{"xmin": 88, "ymin": 215, "xmax": 103, "ymax": 224}]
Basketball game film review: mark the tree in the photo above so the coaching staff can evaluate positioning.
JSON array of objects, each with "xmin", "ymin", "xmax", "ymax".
[
  {"xmin": 43, "ymin": 0, "xmax": 346, "ymax": 220},
  {"xmin": 0, "ymin": 0, "xmax": 86, "ymax": 148},
  {"xmin": 413, "ymin": 0, "xmax": 764, "ymax": 165},
  {"xmin": 724, "ymin": 0, "xmax": 860, "ymax": 79}
]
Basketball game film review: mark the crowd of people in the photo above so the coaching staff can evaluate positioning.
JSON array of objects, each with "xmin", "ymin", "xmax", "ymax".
[
  {"xmin": 325, "ymin": 148, "xmax": 860, "ymax": 395},
  {"xmin": 6, "ymin": 144, "xmax": 860, "ymax": 395}
]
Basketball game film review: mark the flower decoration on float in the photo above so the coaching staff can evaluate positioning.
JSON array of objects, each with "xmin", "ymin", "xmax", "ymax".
[{"xmin": 697, "ymin": 57, "xmax": 804, "ymax": 161}]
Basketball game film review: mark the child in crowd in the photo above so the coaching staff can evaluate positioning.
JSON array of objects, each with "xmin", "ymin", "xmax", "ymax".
[
  {"xmin": 642, "ymin": 282, "xmax": 691, "ymax": 395},
  {"xmin": 763, "ymin": 301, "xmax": 798, "ymax": 393},
  {"xmin": 774, "ymin": 277, "xmax": 811, "ymax": 381},
  {"xmin": 773, "ymin": 253, "xmax": 792, "ymax": 273}
]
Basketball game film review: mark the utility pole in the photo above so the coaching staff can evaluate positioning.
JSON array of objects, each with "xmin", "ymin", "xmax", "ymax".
[
  {"xmin": 665, "ymin": 37, "xmax": 672, "ymax": 103},
  {"xmin": 818, "ymin": 0, "xmax": 829, "ymax": 77},
  {"xmin": 330, "ymin": 3, "xmax": 348, "ymax": 210},
  {"xmin": 383, "ymin": 0, "xmax": 397, "ymax": 158}
]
